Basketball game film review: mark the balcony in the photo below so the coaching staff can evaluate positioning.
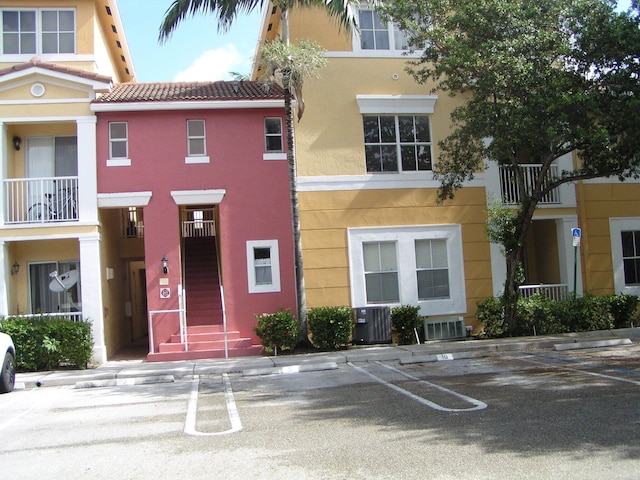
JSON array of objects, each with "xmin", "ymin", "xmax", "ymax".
[
  {"xmin": 500, "ymin": 164, "xmax": 560, "ymax": 205},
  {"xmin": 4, "ymin": 177, "xmax": 78, "ymax": 224}
]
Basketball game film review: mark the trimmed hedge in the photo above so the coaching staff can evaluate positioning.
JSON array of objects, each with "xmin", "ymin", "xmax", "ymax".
[
  {"xmin": 476, "ymin": 294, "xmax": 638, "ymax": 338},
  {"xmin": 0, "ymin": 315, "xmax": 93, "ymax": 371},
  {"xmin": 308, "ymin": 306, "xmax": 352, "ymax": 350}
]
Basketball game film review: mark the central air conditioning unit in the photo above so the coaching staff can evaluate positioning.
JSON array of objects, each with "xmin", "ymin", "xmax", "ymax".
[
  {"xmin": 352, "ymin": 306, "xmax": 392, "ymax": 345},
  {"xmin": 423, "ymin": 316, "xmax": 466, "ymax": 341}
]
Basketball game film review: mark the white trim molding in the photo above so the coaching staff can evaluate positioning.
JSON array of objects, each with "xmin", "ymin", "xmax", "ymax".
[
  {"xmin": 171, "ymin": 189, "xmax": 226, "ymax": 205},
  {"xmin": 246, "ymin": 239, "xmax": 281, "ymax": 294},
  {"xmin": 97, "ymin": 192, "xmax": 152, "ymax": 208},
  {"xmin": 356, "ymin": 94, "xmax": 438, "ymax": 115},
  {"xmin": 610, "ymin": 217, "xmax": 640, "ymax": 296}
]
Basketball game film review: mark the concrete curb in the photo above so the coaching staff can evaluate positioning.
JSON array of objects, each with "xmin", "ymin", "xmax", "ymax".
[
  {"xmin": 553, "ymin": 338, "xmax": 633, "ymax": 351},
  {"xmin": 74, "ymin": 375, "xmax": 176, "ymax": 389},
  {"xmin": 243, "ymin": 361, "xmax": 339, "ymax": 377}
]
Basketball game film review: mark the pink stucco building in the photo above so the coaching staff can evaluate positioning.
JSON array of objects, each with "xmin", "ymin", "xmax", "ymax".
[{"xmin": 92, "ymin": 81, "xmax": 296, "ymax": 361}]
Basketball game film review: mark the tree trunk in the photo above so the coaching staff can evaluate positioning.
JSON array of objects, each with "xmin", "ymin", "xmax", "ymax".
[{"xmin": 284, "ymin": 88, "xmax": 308, "ymax": 344}]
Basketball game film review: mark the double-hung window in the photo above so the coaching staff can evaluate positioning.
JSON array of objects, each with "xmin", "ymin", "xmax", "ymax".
[
  {"xmin": 621, "ymin": 230, "xmax": 640, "ymax": 286},
  {"xmin": 363, "ymin": 242, "xmax": 400, "ymax": 303},
  {"xmin": 186, "ymin": 120, "xmax": 209, "ymax": 163},
  {"xmin": 247, "ymin": 240, "xmax": 281, "ymax": 293},
  {"xmin": 264, "ymin": 118, "xmax": 283, "ymax": 152},
  {"xmin": 349, "ymin": 225, "xmax": 465, "ymax": 316},
  {"xmin": 415, "ymin": 239, "xmax": 450, "ymax": 300},
  {"xmin": 108, "ymin": 122, "xmax": 129, "ymax": 166},
  {"xmin": 357, "ymin": 8, "xmax": 408, "ymax": 51},
  {"xmin": 2, "ymin": 9, "xmax": 75, "ymax": 55},
  {"xmin": 363, "ymin": 115, "xmax": 432, "ymax": 173}
]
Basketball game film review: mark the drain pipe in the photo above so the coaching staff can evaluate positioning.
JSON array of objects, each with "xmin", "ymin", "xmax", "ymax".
[{"xmin": 220, "ymin": 284, "xmax": 228, "ymax": 359}]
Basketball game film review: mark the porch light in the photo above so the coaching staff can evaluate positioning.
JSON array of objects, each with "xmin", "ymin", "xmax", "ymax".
[
  {"xmin": 161, "ymin": 256, "xmax": 168, "ymax": 274},
  {"xmin": 12, "ymin": 136, "xmax": 21, "ymax": 151},
  {"xmin": 11, "ymin": 262, "xmax": 19, "ymax": 276}
]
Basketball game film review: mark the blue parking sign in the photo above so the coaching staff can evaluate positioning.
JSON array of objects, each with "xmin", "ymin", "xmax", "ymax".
[{"xmin": 571, "ymin": 228, "xmax": 581, "ymax": 238}]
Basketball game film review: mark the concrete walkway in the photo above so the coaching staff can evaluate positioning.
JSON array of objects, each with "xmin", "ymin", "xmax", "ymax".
[{"xmin": 15, "ymin": 327, "xmax": 640, "ymax": 389}]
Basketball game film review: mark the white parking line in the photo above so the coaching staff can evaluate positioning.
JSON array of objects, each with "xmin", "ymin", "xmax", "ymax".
[
  {"xmin": 518, "ymin": 354, "xmax": 640, "ymax": 386},
  {"xmin": 348, "ymin": 361, "xmax": 487, "ymax": 412},
  {"xmin": 184, "ymin": 374, "xmax": 243, "ymax": 436}
]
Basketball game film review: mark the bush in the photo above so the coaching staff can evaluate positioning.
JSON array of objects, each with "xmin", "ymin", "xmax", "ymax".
[
  {"xmin": 254, "ymin": 309, "xmax": 298, "ymax": 355},
  {"xmin": 308, "ymin": 306, "xmax": 352, "ymax": 350},
  {"xmin": 0, "ymin": 315, "xmax": 93, "ymax": 371},
  {"xmin": 476, "ymin": 293, "xmax": 629, "ymax": 338},
  {"xmin": 391, "ymin": 305, "xmax": 421, "ymax": 345}
]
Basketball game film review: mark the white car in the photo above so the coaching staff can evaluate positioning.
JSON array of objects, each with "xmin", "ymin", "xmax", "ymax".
[{"xmin": 0, "ymin": 332, "xmax": 16, "ymax": 393}]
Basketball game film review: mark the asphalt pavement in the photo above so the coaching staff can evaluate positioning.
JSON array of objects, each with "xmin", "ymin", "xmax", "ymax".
[{"xmin": 14, "ymin": 327, "xmax": 640, "ymax": 390}]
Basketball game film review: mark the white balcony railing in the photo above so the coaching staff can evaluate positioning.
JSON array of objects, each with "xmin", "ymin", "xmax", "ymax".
[
  {"xmin": 500, "ymin": 164, "xmax": 560, "ymax": 204},
  {"xmin": 519, "ymin": 284, "xmax": 569, "ymax": 301},
  {"xmin": 4, "ymin": 177, "xmax": 78, "ymax": 224}
]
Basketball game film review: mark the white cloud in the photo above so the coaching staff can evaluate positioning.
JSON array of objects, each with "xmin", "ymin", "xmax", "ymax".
[{"xmin": 173, "ymin": 44, "xmax": 251, "ymax": 82}]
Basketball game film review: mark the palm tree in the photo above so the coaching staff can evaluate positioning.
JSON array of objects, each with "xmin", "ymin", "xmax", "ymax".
[{"xmin": 159, "ymin": 0, "xmax": 362, "ymax": 344}]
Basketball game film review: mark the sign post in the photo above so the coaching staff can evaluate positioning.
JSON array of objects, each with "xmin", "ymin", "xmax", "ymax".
[{"xmin": 571, "ymin": 228, "xmax": 581, "ymax": 297}]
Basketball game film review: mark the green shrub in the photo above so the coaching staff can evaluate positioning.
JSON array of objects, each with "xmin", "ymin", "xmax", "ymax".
[
  {"xmin": 605, "ymin": 294, "xmax": 639, "ymax": 328},
  {"xmin": 391, "ymin": 305, "xmax": 421, "ymax": 345},
  {"xmin": 476, "ymin": 297, "xmax": 508, "ymax": 338},
  {"xmin": 308, "ymin": 306, "xmax": 352, "ymax": 350},
  {"xmin": 0, "ymin": 315, "xmax": 93, "ymax": 371},
  {"xmin": 254, "ymin": 309, "xmax": 298, "ymax": 355},
  {"xmin": 476, "ymin": 293, "xmax": 629, "ymax": 338}
]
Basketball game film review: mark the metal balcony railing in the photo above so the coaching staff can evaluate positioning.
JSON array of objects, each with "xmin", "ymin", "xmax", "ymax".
[
  {"xmin": 500, "ymin": 164, "xmax": 560, "ymax": 204},
  {"xmin": 4, "ymin": 177, "xmax": 79, "ymax": 224}
]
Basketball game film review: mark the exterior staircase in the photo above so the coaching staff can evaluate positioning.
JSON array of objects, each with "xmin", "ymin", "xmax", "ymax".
[
  {"xmin": 184, "ymin": 236, "xmax": 223, "ymax": 326},
  {"xmin": 146, "ymin": 235, "xmax": 263, "ymax": 362},
  {"xmin": 147, "ymin": 325, "xmax": 263, "ymax": 362}
]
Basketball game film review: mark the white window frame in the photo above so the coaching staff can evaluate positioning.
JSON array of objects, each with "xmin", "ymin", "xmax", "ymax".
[
  {"xmin": 107, "ymin": 122, "xmax": 130, "ymax": 167},
  {"xmin": 185, "ymin": 119, "xmax": 209, "ymax": 163},
  {"xmin": 610, "ymin": 218, "xmax": 640, "ymax": 296},
  {"xmin": 353, "ymin": 6, "xmax": 409, "ymax": 55},
  {"xmin": 348, "ymin": 225, "xmax": 466, "ymax": 316},
  {"xmin": 362, "ymin": 114, "xmax": 433, "ymax": 173},
  {"xmin": 246, "ymin": 240, "xmax": 281, "ymax": 293},
  {"xmin": 263, "ymin": 117, "xmax": 286, "ymax": 160},
  {"xmin": 1, "ymin": 8, "xmax": 76, "ymax": 56}
]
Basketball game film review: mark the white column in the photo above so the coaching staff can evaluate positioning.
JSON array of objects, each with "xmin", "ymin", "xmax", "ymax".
[
  {"xmin": 76, "ymin": 117, "xmax": 98, "ymax": 224},
  {"xmin": 79, "ymin": 234, "xmax": 106, "ymax": 363},
  {"xmin": 0, "ymin": 122, "xmax": 7, "ymax": 225},
  {"xmin": 0, "ymin": 241, "xmax": 8, "ymax": 315}
]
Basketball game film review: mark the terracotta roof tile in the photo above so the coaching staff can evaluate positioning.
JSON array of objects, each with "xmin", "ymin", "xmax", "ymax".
[
  {"xmin": 93, "ymin": 81, "xmax": 284, "ymax": 103},
  {"xmin": 0, "ymin": 57, "xmax": 112, "ymax": 83}
]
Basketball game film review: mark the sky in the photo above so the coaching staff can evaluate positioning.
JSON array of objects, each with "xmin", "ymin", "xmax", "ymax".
[{"xmin": 116, "ymin": 1, "xmax": 264, "ymax": 83}]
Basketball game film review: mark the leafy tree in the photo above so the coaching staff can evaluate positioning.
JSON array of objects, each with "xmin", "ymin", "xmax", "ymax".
[
  {"xmin": 381, "ymin": 0, "xmax": 640, "ymax": 332},
  {"xmin": 159, "ymin": 0, "xmax": 362, "ymax": 344}
]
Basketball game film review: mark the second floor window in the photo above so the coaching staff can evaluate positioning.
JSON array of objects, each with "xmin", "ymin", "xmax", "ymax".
[
  {"xmin": 357, "ymin": 8, "xmax": 408, "ymax": 51},
  {"xmin": 264, "ymin": 118, "xmax": 283, "ymax": 152},
  {"xmin": 2, "ymin": 9, "xmax": 75, "ymax": 55},
  {"xmin": 109, "ymin": 122, "xmax": 128, "ymax": 159},
  {"xmin": 363, "ymin": 115, "xmax": 432, "ymax": 173},
  {"xmin": 187, "ymin": 120, "xmax": 206, "ymax": 156}
]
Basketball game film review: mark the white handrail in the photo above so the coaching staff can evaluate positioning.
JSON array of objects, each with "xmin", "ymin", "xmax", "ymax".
[{"xmin": 148, "ymin": 309, "xmax": 185, "ymax": 355}]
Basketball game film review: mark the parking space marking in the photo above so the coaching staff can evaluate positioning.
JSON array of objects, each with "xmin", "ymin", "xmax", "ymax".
[
  {"xmin": 348, "ymin": 361, "xmax": 487, "ymax": 412},
  {"xmin": 518, "ymin": 353, "xmax": 640, "ymax": 386},
  {"xmin": 184, "ymin": 374, "xmax": 242, "ymax": 436}
]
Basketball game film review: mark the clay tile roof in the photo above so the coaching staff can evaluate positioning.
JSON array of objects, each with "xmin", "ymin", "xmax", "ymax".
[
  {"xmin": 93, "ymin": 81, "xmax": 285, "ymax": 103},
  {"xmin": 0, "ymin": 57, "xmax": 112, "ymax": 83}
]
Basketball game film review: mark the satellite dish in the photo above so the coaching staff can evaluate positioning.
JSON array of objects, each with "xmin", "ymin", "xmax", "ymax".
[{"xmin": 49, "ymin": 270, "xmax": 79, "ymax": 292}]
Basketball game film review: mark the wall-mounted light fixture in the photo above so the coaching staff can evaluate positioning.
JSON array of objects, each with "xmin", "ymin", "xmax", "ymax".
[
  {"xmin": 12, "ymin": 136, "xmax": 21, "ymax": 151},
  {"xmin": 11, "ymin": 262, "xmax": 20, "ymax": 276},
  {"xmin": 161, "ymin": 256, "xmax": 168, "ymax": 275}
]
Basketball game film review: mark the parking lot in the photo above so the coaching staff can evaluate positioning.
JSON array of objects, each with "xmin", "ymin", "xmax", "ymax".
[{"xmin": 2, "ymin": 343, "xmax": 640, "ymax": 479}]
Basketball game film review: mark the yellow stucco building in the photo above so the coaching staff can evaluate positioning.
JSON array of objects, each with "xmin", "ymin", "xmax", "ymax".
[
  {"xmin": 0, "ymin": 0, "xmax": 135, "ymax": 362},
  {"xmin": 254, "ymin": 4, "xmax": 640, "ymax": 338}
]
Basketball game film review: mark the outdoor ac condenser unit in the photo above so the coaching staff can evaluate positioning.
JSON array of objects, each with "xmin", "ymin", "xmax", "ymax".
[{"xmin": 352, "ymin": 306, "xmax": 392, "ymax": 345}]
